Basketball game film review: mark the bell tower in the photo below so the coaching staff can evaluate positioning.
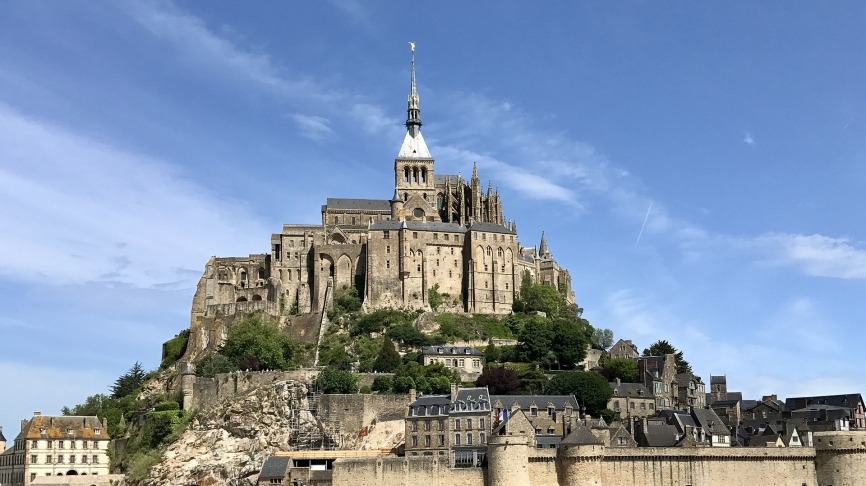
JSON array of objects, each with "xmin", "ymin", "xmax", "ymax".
[{"xmin": 394, "ymin": 42, "xmax": 438, "ymax": 221}]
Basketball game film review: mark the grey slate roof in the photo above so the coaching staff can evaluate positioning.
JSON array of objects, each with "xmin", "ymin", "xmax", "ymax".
[
  {"xmin": 560, "ymin": 423, "xmax": 604, "ymax": 446},
  {"xmin": 469, "ymin": 222, "xmax": 515, "ymax": 234},
  {"xmin": 434, "ymin": 174, "xmax": 462, "ymax": 185},
  {"xmin": 490, "ymin": 395, "xmax": 579, "ymax": 412},
  {"xmin": 710, "ymin": 375, "xmax": 726, "ymax": 385},
  {"xmin": 422, "ymin": 345, "xmax": 483, "ymax": 357},
  {"xmin": 324, "ymin": 198, "xmax": 391, "ymax": 211},
  {"xmin": 785, "ymin": 393, "xmax": 864, "ymax": 410},
  {"xmin": 691, "ymin": 408, "xmax": 731, "ymax": 436},
  {"xmin": 638, "ymin": 418, "xmax": 680, "ymax": 447},
  {"xmin": 369, "ymin": 220, "xmax": 468, "ymax": 232},
  {"xmin": 0, "ymin": 428, "xmax": 5, "ymax": 442},
  {"xmin": 258, "ymin": 456, "xmax": 290, "ymax": 480},
  {"xmin": 450, "ymin": 387, "xmax": 491, "ymax": 414},
  {"xmin": 408, "ymin": 395, "xmax": 451, "ymax": 417},
  {"xmin": 610, "ymin": 381, "xmax": 652, "ymax": 398}
]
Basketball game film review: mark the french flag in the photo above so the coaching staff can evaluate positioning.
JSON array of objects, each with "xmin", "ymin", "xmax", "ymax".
[{"xmin": 497, "ymin": 409, "xmax": 509, "ymax": 422}]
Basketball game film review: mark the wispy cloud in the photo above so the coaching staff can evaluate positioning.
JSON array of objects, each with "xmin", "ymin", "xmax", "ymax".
[
  {"xmin": 755, "ymin": 233, "xmax": 866, "ymax": 279},
  {"xmin": 125, "ymin": 2, "xmax": 333, "ymax": 102},
  {"xmin": 290, "ymin": 113, "xmax": 333, "ymax": 141},
  {"xmin": 743, "ymin": 132, "xmax": 755, "ymax": 145},
  {"xmin": 0, "ymin": 104, "xmax": 268, "ymax": 289}
]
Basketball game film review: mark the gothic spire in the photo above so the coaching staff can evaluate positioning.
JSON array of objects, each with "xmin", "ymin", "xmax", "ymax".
[
  {"xmin": 406, "ymin": 42, "xmax": 422, "ymax": 132},
  {"xmin": 539, "ymin": 231, "xmax": 550, "ymax": 258}
]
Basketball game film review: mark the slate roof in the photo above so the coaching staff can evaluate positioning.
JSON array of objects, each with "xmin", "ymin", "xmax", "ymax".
[
  {"xmin": 450, "ymin": 387, "xmax": 491, "ymax": 415},
  {"xmin": 610, "ymin": 381, "xmax": 652, "ymax": 398},
  {"xmin": 17, "ymin": 415, "xmax": 109, "ymax": 440},
  {"xmin": 422, "ymin": 345, "xmax": 483, "ymax": 357},
  {"xmin": 468, "ymin": 222, "xmax": 515, "ymax": 234},
  {"xmin": 324, "ymin": 198, "xmax": 391, "ymax": 211},
  {"xmin": 710, "ymin": 375, "xmax": 726, "ymax": 385},
  {"xmin": 490, "ymin": 395, "xmax": 579, "ymax": 412},
  {"xmin": 638, "ymin": 418, "xmax": 680, "ymax": 447},
  {"xmin": 407, "ymin": 395, "xmax": 451, "ymax": 417},
  {"xmin": 691, "ymin": 408, "xmax": 731, "ymax": 436},
  {"xmin": 560, "ymin": 423, "xmax": 603, "ymax": 446},
  {"xmin": 258, "ymin": 456, "xmax": 290, "ymax": 480},
  {"xmin": 0, "ymin": 428, "xmax": 5, "ymax": 442},
  {"xmin": 370, "ymin": 220, "xmax": 468, "ymax": 232},
  {"xmin": 785, "ymin": 394, "xmax": 864, "ymax": 410},
  {"xmin": 434, "ymin": 174, "xmax": 462, "ymax": 185},
  {"xmin": 741, "ymin": 399, "xmax": 758, "ymax": 411},
  {"xmin": 712, "ymin": 399, "xmax": 741, "ymax": 408}
]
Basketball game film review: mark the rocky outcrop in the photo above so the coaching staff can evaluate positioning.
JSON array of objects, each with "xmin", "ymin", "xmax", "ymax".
[{"xmin": 144, "ymin": 380, "xmax": 328, "ymax": 486}]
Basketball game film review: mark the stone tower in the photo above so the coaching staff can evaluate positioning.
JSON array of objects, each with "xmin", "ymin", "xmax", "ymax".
[{"xmin": 394, "ymin": 46, "xmax": 437, "ymax": 222}]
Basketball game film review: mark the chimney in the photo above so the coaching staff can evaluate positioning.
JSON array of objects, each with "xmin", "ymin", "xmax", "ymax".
[
  {"xmin": 102, "ymin": 418, "xmax": 108, "ymax": 430},
  {"xmin": 33, "ymin": 411, "xmax": 41, "ymax": 416},
  {"xmin": 409, "ymin": 388, "xmax": 417, "ymax": 404},
  {"xmin": 616, "ymin": 377, "xmax": 621, "ymax": 386},
  {"xmin": 451, "ymin": 383, "xmax": 459, "ymax": 401}
]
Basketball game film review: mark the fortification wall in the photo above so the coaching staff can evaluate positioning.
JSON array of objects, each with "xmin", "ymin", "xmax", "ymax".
[
  {"xmin": 332, "ymin": 456, "xmax": 483, "ymax": 486},
  {"xmin": 598, "ymin": 447, "xmax": 816, "ymax": 486},
  {"xmin": 188, "ymin": 370, "xmax": 319, "ymax": 410},
  {"xmin": 319, "ymin": 393, "xmax": 409, "ymax": 433},
  {"xmin": 814, "ymin": 431, "xmax": 866, "ymax": 486}
]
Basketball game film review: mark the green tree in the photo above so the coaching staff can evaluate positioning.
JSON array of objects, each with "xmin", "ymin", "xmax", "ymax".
[
  {"xmin": 428, "ymin": 284, "xmax": 444, "ymax": 311},
  {"xmin": 642, "ymin": 339, "xmax": 692, "ymax": 374},
  {"xmin": 484, "ymin": 342, "xmax": 501, "ymax": 363},
  {"xmin": 196, "ymin": 352, "xmax": 236, "ymax": 377},
  {"xmin": 316, "ymin": 367, "xmax": 358, "ymax": 394},
  {"xmin": 373, "ymin": 337, "xmax": 401, "ymax": 372},
  {"xmin": 111, "ymin": 362, "xmax": 147, "ymax": 399},
  {"xmin": 600, "ymin": 357, "xmax": 639, "ymax": 383},
  {"xmin": 517, "ymin": 366, "xmax": 549, "ymax": 394},
  {"xmin": 591, "ymin": 328, "xmax": 614, "ymax": 350},
  {"xmin": 371, "ymin": 376, "xmax": 394, "ymax": 393},
  {"xmin": 386, "ymin": 323, "xmax": 429, "ymax": 347},
  {"xmin": 545, "ymin": 371, "xmax": 613, "ymax": 416},
  {"xmin": 516, "ymin": 316, "xmax": 554, "ymax": 364},
  {"xmin": 551, "ymin": 320, "xmax": 589, "ymax": 368},
  {"xmin": 221, "ymin": 315, "xmax": 295, "ymax": 370}
]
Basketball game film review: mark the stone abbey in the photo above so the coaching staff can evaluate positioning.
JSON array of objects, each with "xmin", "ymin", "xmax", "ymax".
[{"xmin": 187, "ymin": 49, "xmax": 573, "ymax": 344}]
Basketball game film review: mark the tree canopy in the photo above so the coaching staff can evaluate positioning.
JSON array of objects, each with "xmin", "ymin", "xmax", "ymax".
[
  {"xmin": 221, "ymin": 315, "xmax": 296, "ymax": 371},
  {"xmin": 475, "ymin": 367, "xmax": 520, "ymax": 394},
  {"xmin": 372, "ymin": 337, "xmax": 401, "ymax": 372},
  {"xmin": 316, "ymin": 367, "xmax": 358, "ymax": 394},
  {"xmin": 545, "ymin": 371, "xmax": 612, "ymax": 417},
  {"xmin": 111, "ymin": 362, "xmax": 147, "ymax": 399}
]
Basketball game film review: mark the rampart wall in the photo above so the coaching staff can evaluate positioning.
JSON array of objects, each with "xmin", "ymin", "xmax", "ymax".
[
  {"xmin": 332, "ymin": 455, "xmax": 484, "ymax": 486},
  {"xmin": 814, "ymin": 431, "xmax": 866, "ymax": 486}
]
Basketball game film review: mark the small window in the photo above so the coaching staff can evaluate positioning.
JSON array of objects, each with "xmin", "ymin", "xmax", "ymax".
[
  {"xmin": 434, "ymin": 233, "xmax": 438, "ymax": 240},
  {"xmin": 386, "ymin": 245, "xmax": 391, "ymax": 254},
  {"xmin": 383, "ymin": 230, "xmax": 390, "ymax": 239}
]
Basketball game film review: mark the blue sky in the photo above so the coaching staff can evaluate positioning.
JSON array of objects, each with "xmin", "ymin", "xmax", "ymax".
[{"xmin": 2, "ymin": 1, "xmax": 866, "ymax": 433}]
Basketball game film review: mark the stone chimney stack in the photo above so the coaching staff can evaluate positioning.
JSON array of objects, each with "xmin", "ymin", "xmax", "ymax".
[
  {"xmin": 409, "ymin": 388, "xmax": 417, "ymax": 403},
  {"xmin": 451, "ymin": 382, "xmax": 459, "ymax": 401},
  {"xmin": 616, "ymin": 377, "xmax": 621, "ymax": 386}
]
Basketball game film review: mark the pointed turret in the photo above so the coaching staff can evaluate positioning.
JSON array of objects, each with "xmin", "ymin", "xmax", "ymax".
[
  {"xmin": 539, "ymin": 232, "xmax": 550, "ymax": 259},
  {"xmin": 406, "ymin": 43, "xmax": 422, "ymax": 132}
]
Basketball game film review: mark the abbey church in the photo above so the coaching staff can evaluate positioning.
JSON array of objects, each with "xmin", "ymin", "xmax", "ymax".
[{"xmin": 188, "ymin": 51, "xmax": 573, "ymax": 339}]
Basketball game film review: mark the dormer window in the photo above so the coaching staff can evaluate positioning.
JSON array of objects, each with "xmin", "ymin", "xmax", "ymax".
[{"xmin": 94, "ymin": 428, "xmax": 100, "ymax": 436}]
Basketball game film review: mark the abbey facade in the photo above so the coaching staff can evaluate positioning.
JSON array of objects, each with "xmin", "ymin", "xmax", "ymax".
[{"xmin": 187, "ymin": 52, "xmax": 572, "ymax": 346}]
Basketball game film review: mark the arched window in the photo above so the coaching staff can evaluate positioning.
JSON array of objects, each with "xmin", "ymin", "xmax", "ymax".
[
  {"xmin": 497, "ymin": 247, "xmax": 503, "ymax": 257},
  {"xmin": 413, "ymin": 167, "xmax": 418, "ymax": 183},
  {"xmin": 421, "ymin": 167, "xmax": 427, "ymax": 183},
  {"xmin": 413, "ymin": 208, "xmax": 425, "ymax": 219},
  {"xmin": 404, "ymin": 193, "xmax": 409, "ymax": 201},
  {"xmin": 423, "ymin": 193, "xmax": 428, "ymax": 200},
  {"xmin": 486, "ymin": 247, "xmax": 492, "ymax": 256}
]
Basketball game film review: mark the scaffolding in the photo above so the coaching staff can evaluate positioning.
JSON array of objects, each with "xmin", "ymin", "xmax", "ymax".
[{"xmin": 288, "ymin": 381, "xmax": 342, "ymax": 451}]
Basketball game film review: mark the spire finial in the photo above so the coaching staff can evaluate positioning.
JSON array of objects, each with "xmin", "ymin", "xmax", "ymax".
[{"xmin": 406, "ymin": 42, "xmax": 421, "ymax": 131}]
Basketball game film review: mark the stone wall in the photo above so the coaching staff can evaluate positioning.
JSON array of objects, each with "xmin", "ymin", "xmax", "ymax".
[
  {"xmin": 319, "ymin": 393, "xmax": 409, "ymax": 435},
  {"xmin": 327, "ymin": 445, "xmax": 831, "ymax": 486},
  {"xmin": 814, "ymin": 430, "xmax": 866, "ymax": 486},
  {"xmin": 188, "ymin": 370, "xmax": 320, "ymax": 411},
  {"xmin": 332, "ymin": 455, "xmax": 484, "ymax": 486}
]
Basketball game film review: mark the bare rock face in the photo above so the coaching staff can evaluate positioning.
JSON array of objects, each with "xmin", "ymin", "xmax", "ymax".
[{"xmin": 144, "ymin": 380, "xmax": 324, "ymax": 486}]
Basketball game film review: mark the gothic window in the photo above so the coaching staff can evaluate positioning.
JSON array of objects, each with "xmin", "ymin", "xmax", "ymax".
[
  {"xmin": 497, "ymin": 247, "xmax": 503, "ymax": 257},
  {"xmin": 437, "ymin": 193, "xmax": 444, "ymax": 210},
  {"xmin": 486, "ymin": 247, "xmax": 492, "ymax": 256}
]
